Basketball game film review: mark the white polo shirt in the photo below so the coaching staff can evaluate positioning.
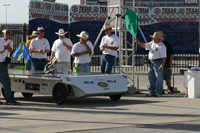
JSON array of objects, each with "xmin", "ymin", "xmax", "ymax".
[
  {"xmin": 29, "ymin": 38, "xmax": 50, "ymax": 59},
  {"xmin": 1, "ymin": 38, "xmax": 13, "ymax": 57},
  {"xmin": 51, "ymin": 38, "xmax": 73, "ymax": 62},
  {"xmin": 145, "ymin": 41, "xmax": 166, "ymax": 60},
  {"xmin": 71, "ymin": 41, "xmax": 94, "ymax": 64},
  {"xmin": 99, "ymin": 34, "xmax": 119, "ymax": 56},
  {"xmin": 0, "ymin": 38, "xmax": 5, "ymax": 62}
]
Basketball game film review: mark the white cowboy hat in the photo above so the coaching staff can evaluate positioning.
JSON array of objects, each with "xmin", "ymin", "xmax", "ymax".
[
  {"xmin": 102, "ymin": 23, "xmax": 114, "ymax": 31},
  {"xmin": 28, "ymin": 31, "xmax": 38, "ymax": 38},
  {"xmin": 157, "ymin": 30, "xmax": 164, "ymax": 37},
  {"xmin": 150, "ymin": 32, "xmax": 164, "ymax": 40},
  {"xmin": 76, "ymin": 31, "xmax": 89, "ymax": 40},
  {"xmin": 55, "ymin": 29, "xmax": 68, "ymax": 35},
  {"xmin": 37, "ymin": 27, "xmax": 45, "ymax": 33},
  {"xmin": 2, "ymin": 29, "xmax": 12, "ymax": 34}
]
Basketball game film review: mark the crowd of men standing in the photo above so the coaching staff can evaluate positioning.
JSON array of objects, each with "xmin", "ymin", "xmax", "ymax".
[
  {"xmin": 0, "ymin": 23, "xmax": 119, "ymax": 105},
  {"xmin": 0, "ymin": 22, "xmax": 174, "ymax": 105},
  {"xmin": 26, "ymin": 23, "xmax": 118, "ymax": 75}
]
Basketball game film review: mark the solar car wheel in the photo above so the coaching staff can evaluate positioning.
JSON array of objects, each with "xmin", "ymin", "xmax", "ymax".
[
  {"xmin": 109, "ymin": 94, "xmax": 122, "ymax": 101},
  {"xmin": 52, "ymin": 83, "xmax": 67, "ymax": 105},
  {"xmin": 21, "ymin": 92, "xmax": 33, "ymax": 98}
]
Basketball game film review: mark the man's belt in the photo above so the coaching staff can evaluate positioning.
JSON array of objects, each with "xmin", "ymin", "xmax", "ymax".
[
  {"xmin": 103, "ymin": 54, "xmax": 115, "ymax": 57},
  {"xmin": 150, "ymin": 58, "xmax": 161, "ymax": 62},
  {"xmin": 32, "ymin": 58, "xmax": 46, "ymax": 60}
]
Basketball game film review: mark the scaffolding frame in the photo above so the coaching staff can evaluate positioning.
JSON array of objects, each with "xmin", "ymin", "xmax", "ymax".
[{"xmin": 94, "ymin": 0, "xmax": 138, "ymax": 93}]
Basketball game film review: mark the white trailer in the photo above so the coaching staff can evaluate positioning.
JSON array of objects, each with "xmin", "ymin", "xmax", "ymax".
[{"xmin": 1, "ymin": 70, "xmax": 128, "ymax": 104}]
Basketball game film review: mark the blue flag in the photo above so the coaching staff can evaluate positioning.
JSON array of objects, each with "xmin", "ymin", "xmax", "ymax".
[{"xmin": 12, "ymin": 41, "xmax": 31, "ymax": 61}]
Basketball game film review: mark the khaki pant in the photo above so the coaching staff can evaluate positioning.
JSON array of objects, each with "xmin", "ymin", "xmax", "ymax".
[{"xmin": 55, "ymin": 62, "xmax": 71, "ymax": 74}]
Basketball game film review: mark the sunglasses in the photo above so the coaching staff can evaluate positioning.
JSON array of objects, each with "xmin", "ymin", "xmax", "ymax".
[
  {"xmin": 105, "ymin": 28, "xmax": 111, "ymax": 31},
  {"xmin": 153, "ymin": 38, "xmax": 159, "ymax": 40}
]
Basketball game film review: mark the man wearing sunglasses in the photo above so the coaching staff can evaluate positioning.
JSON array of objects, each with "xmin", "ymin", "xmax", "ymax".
[{"xmin": 99, "ymin": 23, "xmax": 119, "ymax": 74}]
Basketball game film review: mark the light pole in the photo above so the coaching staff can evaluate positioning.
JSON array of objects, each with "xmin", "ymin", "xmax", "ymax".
[{"xmin": 3, "ymin": 4, "xmax": 10, "ymax": 27}]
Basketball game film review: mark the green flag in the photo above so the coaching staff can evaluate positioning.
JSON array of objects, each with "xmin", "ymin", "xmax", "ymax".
[{"xmin": 125, "ymin": 10, "xmax": 138, "ymax": 39}]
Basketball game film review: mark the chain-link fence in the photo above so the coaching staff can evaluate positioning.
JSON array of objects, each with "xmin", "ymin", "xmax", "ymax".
[{"xmin": 0, "ymin": 23, "xmax": 199, "ymax": 74}]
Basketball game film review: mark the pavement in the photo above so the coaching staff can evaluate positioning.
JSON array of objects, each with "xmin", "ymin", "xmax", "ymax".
[{"xmin": 0, "ymin": 73, "xmax": 200, "ymax": 133}]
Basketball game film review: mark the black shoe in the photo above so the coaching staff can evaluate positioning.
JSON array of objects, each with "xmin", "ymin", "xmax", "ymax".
[
  {"xmin": 163, "ymin": 90, "xmax": 165, "ymax": 94},
  {"xmin": 168, "ymin": 87, "xmax": 174, "ymax": 94},
  {"xmin": 6, "ymin": 101, "xmax": 20, "ymax": 105},
  {"xmin": 145, "ymin": 94, "xmax": 155, "ymax": 97},
  {"xmin": 154, "ymin": 94, "xmax": 162, "ymax": 97}
]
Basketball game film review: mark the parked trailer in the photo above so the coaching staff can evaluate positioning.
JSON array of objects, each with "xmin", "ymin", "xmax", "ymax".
[{"xmin": 0, "ymin": 70, "xmax": 128, "ymax": 105}]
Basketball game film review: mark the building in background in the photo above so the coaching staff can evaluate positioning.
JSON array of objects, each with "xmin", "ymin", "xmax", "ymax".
[
  {"xmin": 80, "ymin": 0, "xmax": 200, "ymax": 7},
  {"xmin": 43, "ymin": 0, "xmax": 56, "ymax": 2}
]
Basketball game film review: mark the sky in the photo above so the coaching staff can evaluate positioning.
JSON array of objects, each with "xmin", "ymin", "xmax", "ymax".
[{"xmin": 0, "ymin": 0, "xmax": 80, "ymax": 24}]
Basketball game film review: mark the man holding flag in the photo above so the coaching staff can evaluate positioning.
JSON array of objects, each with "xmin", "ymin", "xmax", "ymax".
[
  {"xmin": 135, "ymin": 32, "xmax": 166, "ymax": 97},
  {"xmin": 125, "ymin": 10, "xmax": 166, "ymax": 97}
]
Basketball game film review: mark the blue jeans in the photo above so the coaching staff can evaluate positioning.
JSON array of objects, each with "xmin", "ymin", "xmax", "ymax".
[
  {"xmin": 0, "ymin": 63, "xmax": 15, "ymax": 103},
  {"xmin": 76, "ymin": 63, "xmax": 90, "ymax": 74},
  {"xmin": 25, "ymin": 59, "xmax": 33, "ymax": 70},
  {"xmin": 163, "ymin": 67, "xmax": 172, "ymax": 80},
  {"xmin": 101, "ymin": 54, "xmax": 115, "ymax": 74},
  {"xmin": 32, "ymin": 58, "xmax": 47, "ymax": 71},
  {"xmin": 148, "ymin": 60, "xmax": 164, "ymax": 95}
]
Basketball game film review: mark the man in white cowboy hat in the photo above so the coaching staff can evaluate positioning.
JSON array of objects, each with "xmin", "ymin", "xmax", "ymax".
[
  {"xmin": 135, "ymin": 32, "xmax": 166, "ymax": 97},
  {"xmin": 99, "ymin": 23, "xmax": 119, "ymax": 74},
  {"xmin": 25, "ymin": 31, "xmax": 38, "ymax": 70},
  {"xmin": 29, "ymin": 27, "xmax": 50, "ymax": 71},
  {"xmin": 1, "ymin": 29, "xmax": 13, "ymax": 64},
  {"xmin": 71, "ymin": 31, "xmax": 94, "ymax": 74},
  {"xmin": 157, "ymin": 30, "xmax": 174, "ymax": 94},
  {"xmin": 0, "ymin": 33, "xmax": 20, "ymax": 105},
  {"xmin": 50, "ymin": 29, "xmax": 73, "ymax": 73}
]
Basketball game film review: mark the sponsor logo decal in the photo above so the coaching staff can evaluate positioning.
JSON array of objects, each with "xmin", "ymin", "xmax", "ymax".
[
  {"xmin": 84, "ymin": 81, "xmax": 94, "ymax": 84},
  {"xmin": 72, "ymin": 5, "xmax": 78, "ymax": 13},
  {"xmin": 123, "ymin": 75, "xmax": 127, "ymax": 79},
  {"xmin": 154, "ymin": 8, "xmax": 161, "ymax": 15},
  {"xmin": 98, "ymin": 82, "xmax": 108, "ymax": 87},
  {"xmin": 65, "ymin": 77, "xmax": 70, "ymax": 81},
  {"xmin": 178, "ymin": 8, "xmax": 185, "ymax": 15},
  {"xmin": 42, "ymin": 83, "xmax": 48, "ymax": 86},
  {"xmin": 107, "ymin": 80, "xmax": 116, "ymax": 83},
  {"xmin": 93, "ymin": 6, "xmax": 99, "ymax": 13}
]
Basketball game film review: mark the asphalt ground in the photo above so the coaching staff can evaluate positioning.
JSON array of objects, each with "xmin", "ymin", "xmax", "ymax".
[{"xmin": 0, "ymin": 74, "xmax": 200, "ymax": 133}]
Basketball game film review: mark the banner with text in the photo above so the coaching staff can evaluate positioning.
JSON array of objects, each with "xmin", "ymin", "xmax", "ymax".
[{"xmin": 29, "ymin": 0, "xmax": 68, "ymax": 23}]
